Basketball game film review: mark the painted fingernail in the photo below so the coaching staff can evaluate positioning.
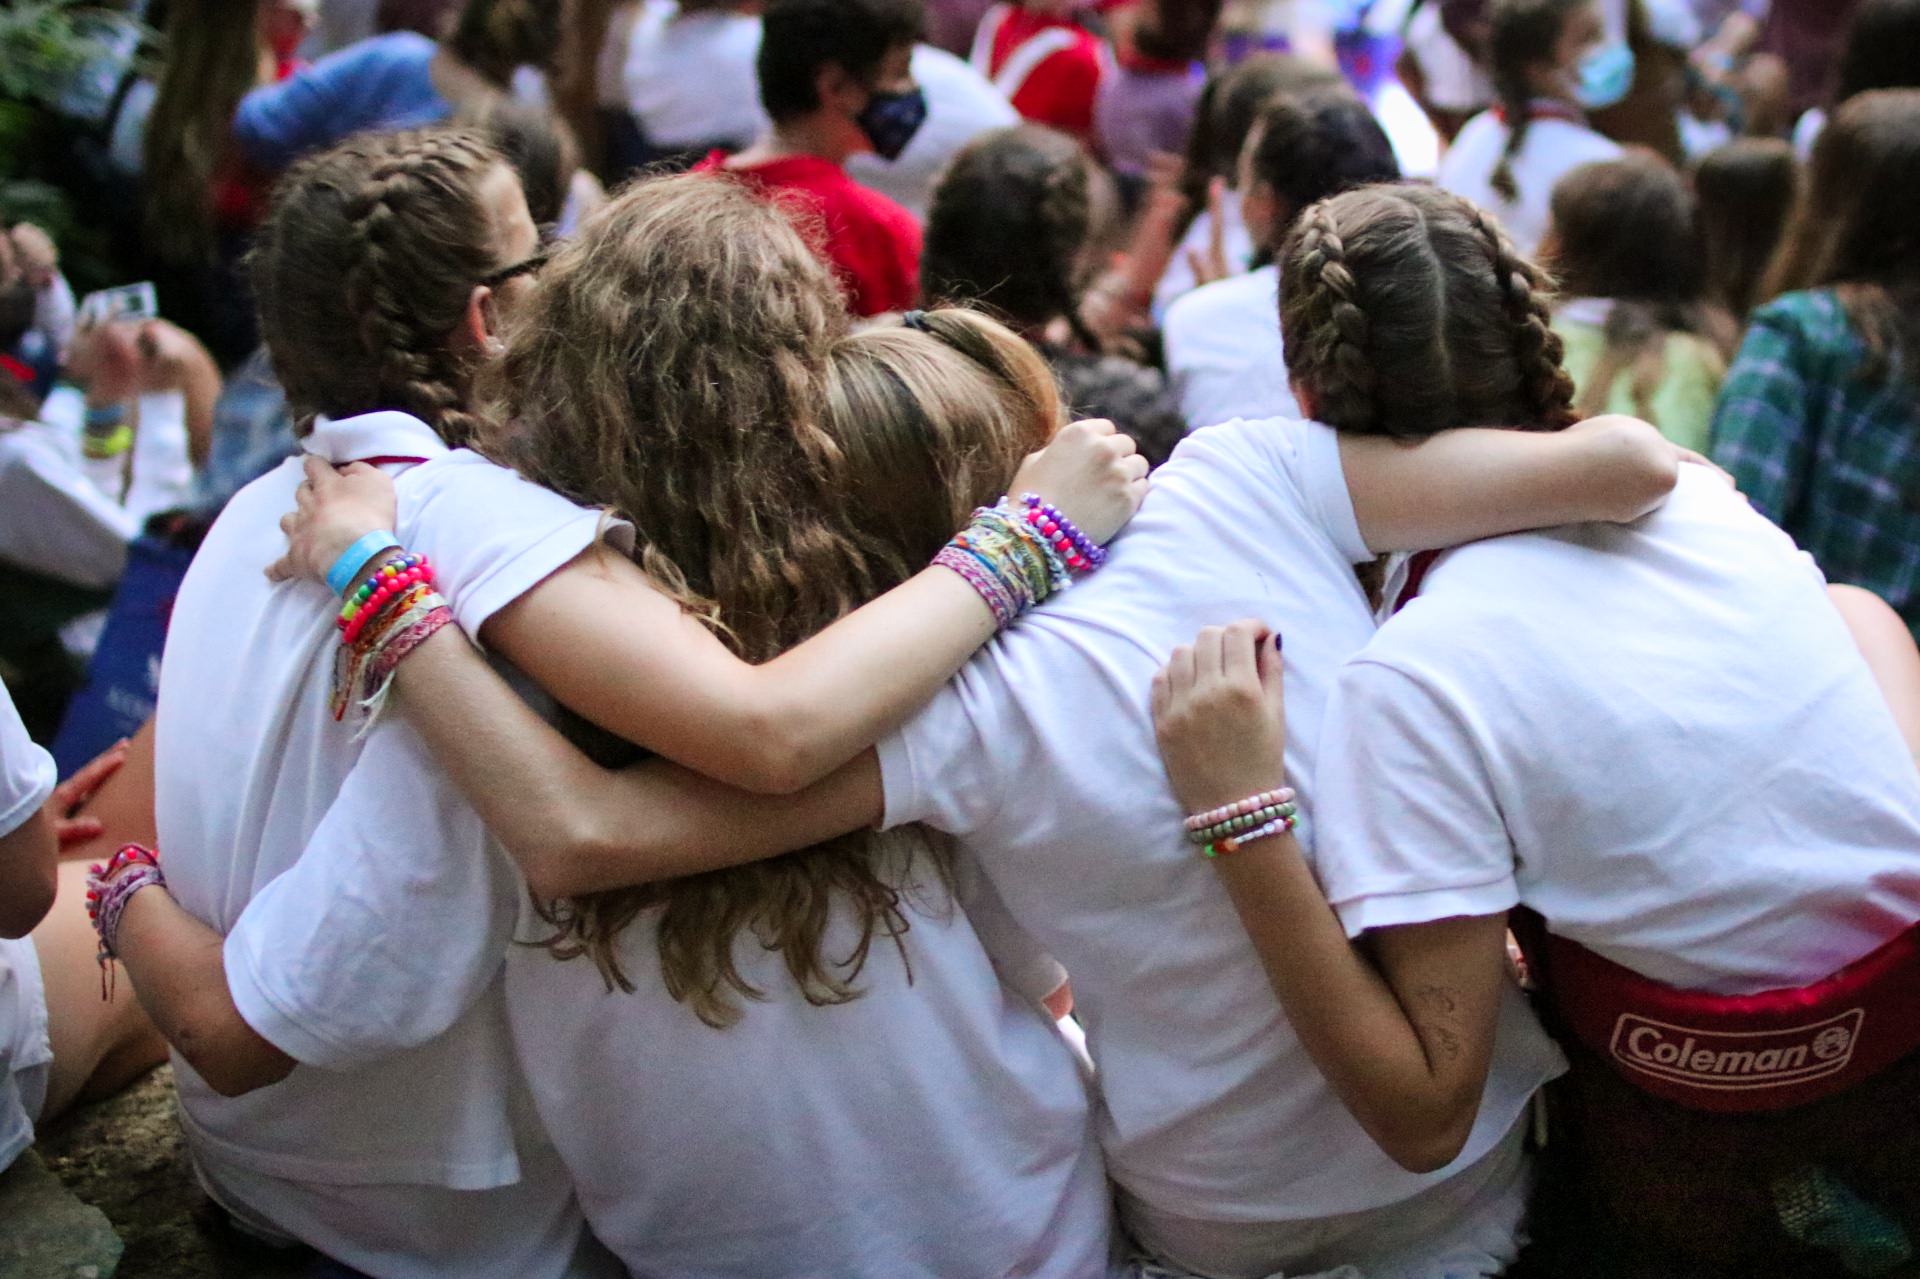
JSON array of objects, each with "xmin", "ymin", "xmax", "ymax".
[{"xmin": 1274, "ymin": 633, "xmax": 1284, "ymax": 652}]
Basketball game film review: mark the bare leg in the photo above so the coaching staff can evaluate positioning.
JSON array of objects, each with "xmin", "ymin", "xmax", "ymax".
[
  {"xmin": 32, "ymin": 859, "xmax": 167, "ymax": 1120},
  {"xmin": 1830, "ymin": 584, "xmax": 1920, "ymax": 759}
]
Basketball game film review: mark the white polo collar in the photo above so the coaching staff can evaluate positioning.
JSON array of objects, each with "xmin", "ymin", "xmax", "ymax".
[{"xmin": 302, "ymin": 410, "xmax": 452, "ymax": 467}]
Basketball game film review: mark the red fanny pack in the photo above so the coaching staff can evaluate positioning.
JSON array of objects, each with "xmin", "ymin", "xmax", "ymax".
[{"xmin": 1518, "ymin": 912, "xmax": 1920, "ymax": 1113}]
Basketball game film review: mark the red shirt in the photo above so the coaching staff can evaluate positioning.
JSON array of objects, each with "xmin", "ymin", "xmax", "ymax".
[
  {"xmin": 971, "ymin": 3, "xmax": 1108, "ymax": 140},
  {"xmin": 694, "ymin": 152, "xmax": 922, "ymax": 318}
]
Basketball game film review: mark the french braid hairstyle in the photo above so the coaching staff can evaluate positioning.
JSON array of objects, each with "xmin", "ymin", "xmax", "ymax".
[
  {"xmin": 1487, "ymin": 0, "xmax": 1586, "ymax": 202},
  {"xmin": 477, "ymin": 174, "xmax": 961, "ymax": 1028},
  {"xmin": 1280, "ymin": 184, "xmax": 1577, "ymax": 440},
  {"xmin": 250, "ymin": 128, "xmax": 512, "ymax": 446},
  {"xmin": 921, "ymin": 124, "xmax": 1112, "ymax": 352}
]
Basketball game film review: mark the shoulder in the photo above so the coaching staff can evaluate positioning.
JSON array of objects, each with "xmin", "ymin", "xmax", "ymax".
[
  {"xmin": 1741, "ymin": 289, "xmax": 1862, "ymax": 362},
  {"xmin": 1166, "ymin": 269, "xmax": 1273, "ymax": 331}
]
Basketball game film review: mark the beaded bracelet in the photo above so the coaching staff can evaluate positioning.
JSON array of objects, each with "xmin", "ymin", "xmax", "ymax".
[
  {"xmin": 1203, "ymin": 814, "xmax": 1298, "ymax": 859},
  {"xmin": 1184, "ymin": 788, "xmax": 1295, "ymax": 834},
  {"xmin": 326, "ymin": 530, "xmax": 402, "ymax": 596},
  {"xmin": 1187, "ymin": 802, "xmax": 1299, "ymax": 847},
  {"xmin": 1021, "ymin": 493, "xmax": 1105, "ymax": 572},
  {"xmin": 339, "ymin": 554, "xmax": 435, "ymax": 643}
]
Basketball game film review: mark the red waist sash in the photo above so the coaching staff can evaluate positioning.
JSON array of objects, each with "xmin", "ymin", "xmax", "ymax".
[{"xmin": 1517, "ymin": 911, "xmax": 1920, "ymax": 1114}]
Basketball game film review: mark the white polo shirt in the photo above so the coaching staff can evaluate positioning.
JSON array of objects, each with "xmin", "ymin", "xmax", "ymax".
[
  {"xmin": 0, "ymin": 688, "xmax": 56, "ymax": 1174},
  {"xmin": 1436, "ymin": 109, "xmax": 1620, "ymax": 257},
  {"xmin": 153, "ymin": 411, "xmax": 621, "ymax": 1278},
  {"xmin": 877, "ymin": 418, "xmax": 1564, "ymax": 1245},
  {"xmin": 505, "ymin": 839, "xmax": 1116, "ymax": 1278},
  {"xmin": 1162, "ymin": 264, "xmax": 1299, "ymax": 430},
  {"xmin": 1315, "ymin": 468, "xmax": 1920, "ymax": 993},
  {"xmin": 1153, "ymin": 193, "xmax": 1257, "ymax": 321}
]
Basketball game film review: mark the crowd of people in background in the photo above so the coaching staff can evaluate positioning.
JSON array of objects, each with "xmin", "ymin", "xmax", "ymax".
[{"xmin": 4, "ymin": 0, "xmax": 1920, "ymax": 1276}]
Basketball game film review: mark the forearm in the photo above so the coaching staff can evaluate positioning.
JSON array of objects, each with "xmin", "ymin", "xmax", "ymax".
[
  {"xmin": 393, "ymin": 625, "xmax": 886, "ymax": 897},
  {"xmin": 1214, "ymin": 834, "xmax": 1481, "ymax": 1170},
  {"xmin": 0, "ymin": 810, "xmax": 58, "ymax": 938},
  {"xmin": 175, "ymin": 348, "xmax": 221, "ymax": 469},
  {"xmin": 1343, "ymin": 416, "xmax": 1677, "ymax": 555},
  {"xmin": 113, "ymin": 887, "xmax": 294, "ymax": 1096},
  {"xmin": 494, "ymin": 549, "xmax": 996, "ymax": 795}
]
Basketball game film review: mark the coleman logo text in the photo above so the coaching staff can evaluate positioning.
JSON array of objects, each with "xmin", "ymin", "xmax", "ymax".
[{"xmin": 1608, "ymin": 1009, "xmax": 1864, "ymax": 1091}]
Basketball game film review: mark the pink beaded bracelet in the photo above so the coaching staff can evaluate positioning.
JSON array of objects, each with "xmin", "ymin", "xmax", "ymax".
[{"xmin": 1183, "ymin": 788, "xmax": 1295, "ymax": 834}]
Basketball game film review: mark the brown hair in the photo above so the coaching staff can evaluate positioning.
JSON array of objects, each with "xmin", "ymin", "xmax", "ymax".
[
  {"xmin": 1548, "ymin": 155, "xmax": 1733, "ymax": 418},
  {"xmin": 142, "ymin": 0, "xmax": 266, "ymax": 264},
  {"xmin": 1177, "ymin": 52, "xmax": 1344, "ymax": 235},
  {"xmin": 1243, "ymin": 89, "xmax": 1400, "ymax": 252},
  {"xmin": 1487, "ymin": 0, "xmax": 1586, "ymax": 202},
  {"xmin": 1765, "ymin": 89, "xmax": 1920, "ymax": 385},
  {"xmin": 921, "ymin": 125, "xmax": 1113, "ymax": 350},
  {"xmin": 1280, "ymin": 183, "xmax": 1577, "ymax": 439},
  {"xmin": 461, "ymin": 96, "xmax": 579, "ymax": 227},
  {"xmin": 481, "ymin": 178, "xmax": 1056, "ymax": 1024},
  {"xmin": 444, "ymin": 0, "xmax": 562, "ymax": 86},
  {"xmin": 250, "ymin": 128, "xmax": 511, "ymax": 445},
  {"xmin": 1694, "ymin": 137, "xmax": 1798, "ymax": 321}
]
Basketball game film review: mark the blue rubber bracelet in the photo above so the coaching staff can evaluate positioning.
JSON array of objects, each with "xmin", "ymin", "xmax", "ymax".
[{"xmin": 325, "ymin": 530, "xmax": 401, "ymax": 597}]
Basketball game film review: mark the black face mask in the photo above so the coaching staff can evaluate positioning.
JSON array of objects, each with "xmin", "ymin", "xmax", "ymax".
[{"xmin": 856, "ymin": 85, "xmax": 928, "ymax": 161}]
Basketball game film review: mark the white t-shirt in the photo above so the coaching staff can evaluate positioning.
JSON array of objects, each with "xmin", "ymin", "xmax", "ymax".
[
  {"xmin": 623, "ymin": 0, "xmax": 767, "ymax": 151},
  {"xmin": 1162, "ymin": 264, "xmax": 1298, "ymax": 430},
  {"xmin": 0, "ymin": 386, "xmax": 197, "ymax": 591},
  {"xmin": 1436, "ymin": 110, "xmax": 1621, "ymax": 257},
  {"xmin": 849, "ymin": 44, "xmax": 1019, "ymax": 222},
  {"xmin": 1403, "ymin": 2, "xmax": 1492, "ymax": 114},
  {"xmin": 0, "ymin": 688, "xmax": 56, "ymax": 1172},
  {"xmin": 154, "ymin": 411, "xmax": 616, "ymax": 1278},
  {"xmin": 506, "ymin": 837, "xmax": 1116, "ymax": 1278},
  {"xmin": 1153, "ymin": 192, "xmax": 1257, "ymax": 322},
  {"xmin": 877, "ymin": 419, "xmax": 1563, "ymax": 1249},
  {"xmin": 1315, "ymin": 468, "xmax": 1920, "ymax": 994}
]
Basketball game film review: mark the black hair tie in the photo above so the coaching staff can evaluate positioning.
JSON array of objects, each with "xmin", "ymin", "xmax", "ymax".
[{"xmin": 901, "ymin": 309, "xmax": 931, "ymax": 333}]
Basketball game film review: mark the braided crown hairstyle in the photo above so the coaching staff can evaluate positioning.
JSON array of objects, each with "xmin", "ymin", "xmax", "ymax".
[
  {"xmin": 1488, "ymin": 0, "xmax": 1586, "ymax": 202},
  {"xmin": 1280, "ymin": 184, "xmax": 1576, "ymax": 439},
  {"xmin": 921, "ymin": 124, "xmax": 1109, "ymax": 351},
  {"xmin": 251, "ymin": 128, "xmax": 512, "ymax": 446}
]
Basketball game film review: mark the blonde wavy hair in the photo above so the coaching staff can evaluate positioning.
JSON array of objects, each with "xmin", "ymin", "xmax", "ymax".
[{"xmin": 478, "ymin": 175, "xmax": 1063, "ymax": 1025}]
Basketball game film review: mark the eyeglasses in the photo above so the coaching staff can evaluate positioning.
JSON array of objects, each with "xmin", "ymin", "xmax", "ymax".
[{"xmin": 480, "ymin": 244, "xmax": 551, "ymax": 290}]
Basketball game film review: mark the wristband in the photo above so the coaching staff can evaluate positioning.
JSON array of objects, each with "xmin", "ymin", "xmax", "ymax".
[{"xmin": 326, "ymin": 530, "xmax": 403, "ymax": 597}]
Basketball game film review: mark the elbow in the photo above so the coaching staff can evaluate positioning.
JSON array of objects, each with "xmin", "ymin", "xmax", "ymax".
[
  {"xmin": 516, "ymin": 802, "xmax": 647, "ymax": 902},
  {"xmin": 1591, "ymin": 415, "xmax": 1680, "ymax": 523},
  {"xmin": 179, "ymin": 1031, "xmax": 295, "ymax": 1098},
  {"xmin": 1370, "ymin": 1100, "xmax": 1480, "ymax": 1175},
  {"xmin": 725, "ymin": 709, "xmax": 823, "ymax": 796}
]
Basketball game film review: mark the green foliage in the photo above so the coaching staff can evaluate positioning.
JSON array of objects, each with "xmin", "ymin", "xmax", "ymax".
[{"xmin": 0, "ymin": 1, "xmax": 122, "ymax": 103}]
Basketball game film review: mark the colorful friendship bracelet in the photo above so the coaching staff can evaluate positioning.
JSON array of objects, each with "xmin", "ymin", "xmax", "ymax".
[
  {"xmin": 339, "ymin": 553, "xmax": 434, "ymax": 642},
  {"xmin": 86, "ymin": 844, "xmax": 165, "ymax": 995},
  {"xmin": 936, "ymin": 495, "xmax": 1110, "ymax": 628},
  {"xmin": 326, "ymin": 529, "xmax": 403, "ymax": 596}
]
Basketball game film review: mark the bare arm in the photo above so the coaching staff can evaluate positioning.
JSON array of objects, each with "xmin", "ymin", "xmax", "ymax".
[
  {"xmin": 0, "ymin": 809, "xmax": 57, "ymax": 939},
  {"xmin": 1343, "ymin": 415, "xmax": 1682, "ymax": 556},
  {"xmin": 112, "ymin": 886, "xmax": 295, "ymax": 1097},
  {"xmin": 388, "ymin": 623, "xmax": 889, "ymax": 899},
  {"xmin": 276, "ymin": 420, "xmax": 1147, "ymax": 795},
  {"xmin": 1829, "ymin": 584, "xmax": 1920, "ymax": 761},
  {"xmin": 1150, "ymin": 621, "xmax": 1510, "ymax": 1172}
]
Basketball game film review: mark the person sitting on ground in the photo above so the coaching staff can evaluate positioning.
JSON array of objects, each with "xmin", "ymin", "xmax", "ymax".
[
  {"xmin": 1436, "ymin": 0, "xmax": 1624, "ymax": 257},
  {"xmin": 696, "ymin": 0, "xmax": 927, "ymax": 317},
  {"xmin": 1163, "ymin": 88, "xmax": 1399, "ymax": 429},
  {"xmin": 1544, "ymin": 154, "xmax": 1735, "ymax": 452},
  {"xmin": 922, "ymin": 122, "xmax": 1188, "ymax": 467}
]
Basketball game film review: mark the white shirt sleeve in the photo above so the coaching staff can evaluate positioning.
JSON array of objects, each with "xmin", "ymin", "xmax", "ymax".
[
  {"xmin": 951, "ymin": 848, "xmax": 1065, "ymax": 1005},
  {"xmin": 1312, "ymin": 659, "xmax": 1521, "ymax": 938},
  {"xmin": 222, "ymin": 715, "xmax": 521, "ymax": 1070},
  {"xmin": 875, "ymin": 677, "xmax": 1007, "ymax": 840},
  {"xmin": 401, "ymin": 454, "xmax": 633, "ymax": 647},
  {"xmin": 1283, "ymin": 420, "xmax": 1373, "ymax": 565},
  {"xmin": 0, "ymin": 689, "xmax": 55, "ymax": 839}
]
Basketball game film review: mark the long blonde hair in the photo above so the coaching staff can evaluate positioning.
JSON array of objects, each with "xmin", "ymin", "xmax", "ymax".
[{"xmin": 481, "ymin": 177, "xmax": 1061, "ymax": 1025}]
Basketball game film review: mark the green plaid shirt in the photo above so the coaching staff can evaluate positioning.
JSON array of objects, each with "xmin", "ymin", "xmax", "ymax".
[{"xmin": 1711, "ymin": 289, "xmax": 1920, "ymax": 637}]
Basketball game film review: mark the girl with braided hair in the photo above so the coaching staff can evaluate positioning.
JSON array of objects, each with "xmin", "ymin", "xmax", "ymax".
[
  {"xmin": 1155, "ymin": 182, "xmax": 1920, "ymax": 1276},
  {"xmin": 1436, "ymin": 0, "xmax": 1622, "ymax": 256},
  {"xmin": 924, "ymin": 123, "xmax": 1190, "ymax": 466}
]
